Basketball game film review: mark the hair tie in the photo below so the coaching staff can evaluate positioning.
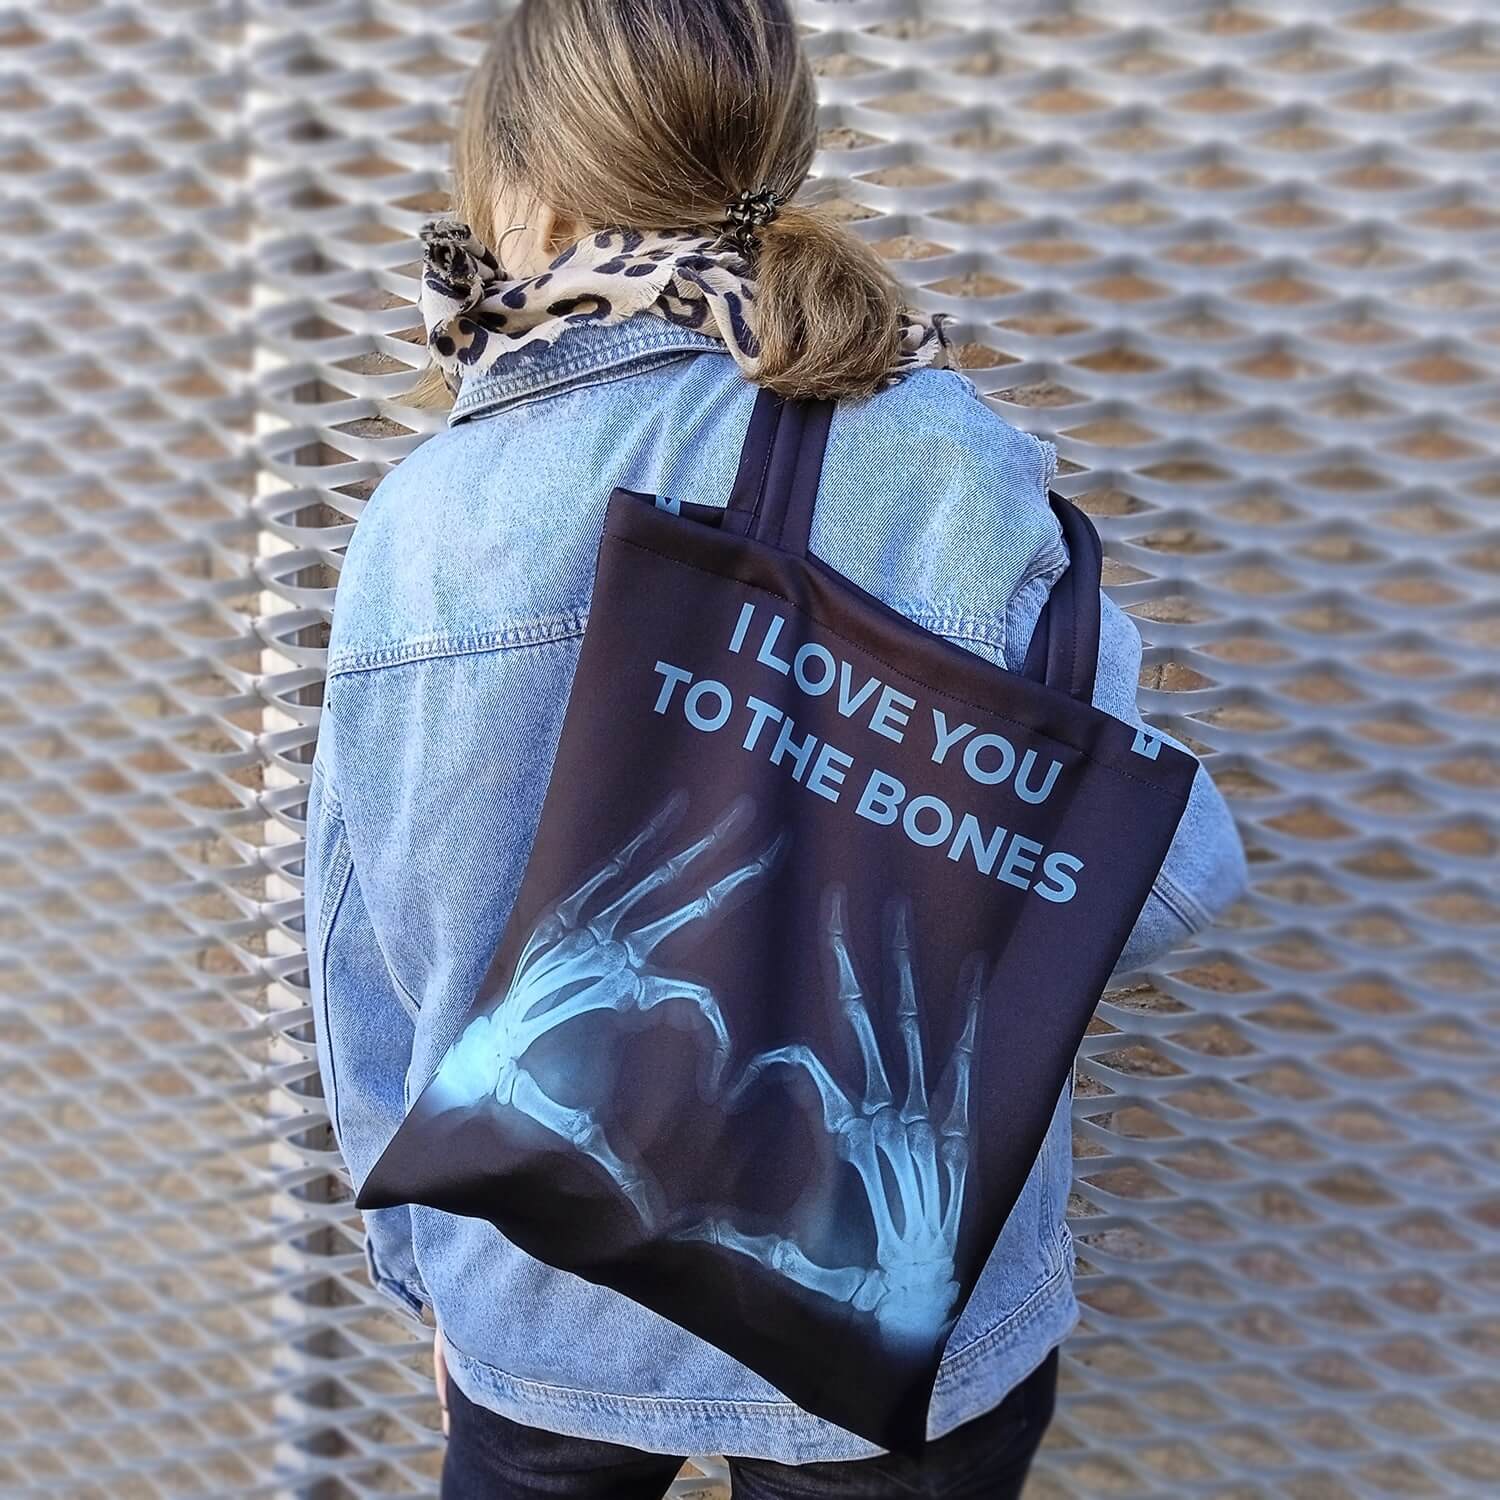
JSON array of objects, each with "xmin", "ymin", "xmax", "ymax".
[{"xmin": 723, "ymin": 183, "xmax": 785, "ymax": 259}]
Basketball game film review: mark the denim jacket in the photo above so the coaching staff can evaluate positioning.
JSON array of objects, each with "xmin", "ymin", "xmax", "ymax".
[{"xmin": 306, "ymin": 314, "xmax": 1247, "ymax": 1462}]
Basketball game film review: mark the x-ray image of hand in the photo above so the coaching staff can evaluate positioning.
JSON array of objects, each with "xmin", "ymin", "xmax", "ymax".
[
  {"xmin": 673, "ymin": 885, "xmax": 981, "ymax": 1353},
  {"xmin": 426, "ymin": 792, "xmax": 784, "ymax": 1224}
]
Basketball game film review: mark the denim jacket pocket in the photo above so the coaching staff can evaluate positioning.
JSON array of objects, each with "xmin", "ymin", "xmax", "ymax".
[
  {"xmin": 306, "ymin": 750, "xmax": 425, "ymax": 1178},
  {"xmin": 306, "ymin": 754, "xmax": 432, "ymax": 1317}
]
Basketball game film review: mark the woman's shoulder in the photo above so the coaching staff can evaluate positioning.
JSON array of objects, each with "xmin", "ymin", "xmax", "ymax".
[
  {"xmin": 325, "ymin": 416, "xmax": 565, "ymax": 675},
  {"xmin": 847, "ymin": 364, "xmax": 1057, "ymax": 500},
  {"xmin": 327, "ymin": 356, "xmax": 1067, "ymax": 673},
  {"xmin": 815, "ymin": 365, "xmax": 1066, "ymax": 623}
]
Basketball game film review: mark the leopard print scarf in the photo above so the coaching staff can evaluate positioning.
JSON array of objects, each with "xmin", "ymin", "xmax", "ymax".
[{"xmin": 418, "ymin": 216, "xmax": 953, "ymax": 397}]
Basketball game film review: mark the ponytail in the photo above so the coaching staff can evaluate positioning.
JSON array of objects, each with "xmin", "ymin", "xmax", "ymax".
[
  {"xmin": 412, "ymin": 0, "xmax": 928, "ymax": 411},
  {"xmin": 749, "ymin": 204, "xmax": 910, "ymax": 403}
]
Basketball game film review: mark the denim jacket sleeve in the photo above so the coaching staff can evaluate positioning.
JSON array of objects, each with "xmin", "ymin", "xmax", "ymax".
[
  {"xmin": 305, "ymin": 722, "xmax": 429, "ymax": 1320},
  {"xmin": 1002, "ymin": 539, "xmax": 1247, "ymax": 972}
]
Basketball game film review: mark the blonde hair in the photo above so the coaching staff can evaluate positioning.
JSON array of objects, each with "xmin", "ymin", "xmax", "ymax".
[{"xmin": 405, "ymin": 0, "xmax": 911, "ymax": 409}]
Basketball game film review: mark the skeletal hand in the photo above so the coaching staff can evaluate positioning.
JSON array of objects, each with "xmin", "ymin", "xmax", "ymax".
[
  {"xmin": 673, "ymin": 886, "xmax": 980, "ymax": 1353},
  {"xmin": 426, "ymin": 792, "xmax": 783, "ymax": 1225}
]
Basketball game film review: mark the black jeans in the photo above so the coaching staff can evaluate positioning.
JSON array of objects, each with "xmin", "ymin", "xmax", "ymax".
[{"xmin": 441, "ymin": 1346, "xmax": 1057, "ymax": 1499}]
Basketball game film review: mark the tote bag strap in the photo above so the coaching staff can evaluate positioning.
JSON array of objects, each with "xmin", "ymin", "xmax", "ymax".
[
  {"xmin": 1019, "ymin": 491, "xmax": 1103, "ymax": 706},
  {"xmin": 722, "ymin": 384, "xmax": 1101, "ymax": 704},
  {"xmin": 722, "ymin": 387, "xmax": 834, "ymax": 553}
]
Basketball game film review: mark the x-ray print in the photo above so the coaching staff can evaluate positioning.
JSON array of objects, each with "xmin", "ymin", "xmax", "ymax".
[
  {"xmin": 423, "ymin": 792, "xmax": 979, "ymax": 1357},
  {"xmin": 675, "ymin": 884, "xmax": 979, "ymax": 1357},
  {"xmin": 423, "ymin": 791, "xmax": 784, "ymax": 1226}
]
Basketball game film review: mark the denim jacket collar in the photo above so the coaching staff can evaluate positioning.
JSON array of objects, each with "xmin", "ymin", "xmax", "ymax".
[{"xmin": 448, "ymin": 316, "xmax": 730, "ymax": 427}]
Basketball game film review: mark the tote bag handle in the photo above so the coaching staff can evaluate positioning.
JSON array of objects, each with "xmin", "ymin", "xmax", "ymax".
[
  {"xmin": 1018, "ymin": 482, "xmax": 1101, "ymax": 706},
  {"xmin": 722, "ymin": 385, "xmax": 1102, "ymax": 705}
]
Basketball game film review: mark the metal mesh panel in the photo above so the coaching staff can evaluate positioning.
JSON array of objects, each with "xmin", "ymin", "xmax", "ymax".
[
  {"xmin": 2, "ymin": 1, "xmax": 1495, "ymax": 1496},
  {"xmin": 0, "ymin": 0, "xmax": 283, "ymax": 1494}
]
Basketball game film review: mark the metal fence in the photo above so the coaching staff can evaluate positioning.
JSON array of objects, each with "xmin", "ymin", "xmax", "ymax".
[{"xmin": 1, "ymin": 1, "xmax": 1495, "ymax": 1496}]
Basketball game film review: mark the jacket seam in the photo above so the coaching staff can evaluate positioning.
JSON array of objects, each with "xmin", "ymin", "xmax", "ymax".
[
  {"xmin": 937, "ymin": 1248, "xmax": 1075, "ymax": 1376},
  {"xmin": 328, "ymin": 612, "xmax": 588, "ymax": 676},
  {"xmin": 309, "ymin": 752, "xmax": 342, "ymax": 819},
  {"xmin": 992, "ymin": 539, "xmax": 1068, "ymax": 665},
  {"xmin": 453, "ymin": 327, "xmax": 720, "ymax": 406},
  {"xmin": 383, "ymin": 953, "xmax": 423, "ymax": 1024},
  {"xmin": 455, "ymin": 345, "xmax": 723, "ymax": 424},
  {"xmin": 451, "ymin": 329, "xmax": 726, "ymax": 421},
  {"xmin": 317, "ymin": 824, "xmax": 355, "ymax": 1152},
  {"xmin": 371, "ymin": 1275, "xmax": 427, "ymax": 1320},
  {"xmin": 327, "ymin": 804, "xmax": 425, "ymax": 1023},
  {"xmin": 835, "ymin": 575, "xmax": 1065, "ymax": 649},
  {"xmin": 1027, "ymin": 427, "xmax": 1059, "ymax": 494},
  {"xmin": 366, "ymin": 1236, "xmax": 429, "ymax": 1320},
  {"xmin": 932, "ymin": 625, "xmax": 1008, "ymax": 659},
  {"xmin": 1151, "ymin": 861, "xmax": 1212, "ymax": 932},
  {"xmin": 1019, "ymin": 540, "xmax": 1068, "ymax": 594}
]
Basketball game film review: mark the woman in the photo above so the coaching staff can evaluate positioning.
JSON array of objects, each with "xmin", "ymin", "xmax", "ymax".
[{"xmin": 305, "ymin": 2, "xmax": 1247, "ymax": 1496}]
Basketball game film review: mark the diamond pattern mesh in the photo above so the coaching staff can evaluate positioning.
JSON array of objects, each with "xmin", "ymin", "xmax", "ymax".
[{"xmin": 1, "ymin": 1, "xmax": 1495, "ymax": 1496}]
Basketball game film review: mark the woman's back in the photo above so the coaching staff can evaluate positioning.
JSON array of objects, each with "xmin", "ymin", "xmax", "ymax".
[
  {"xmin": 308, "ymin": 312, "xmax": 1245, "ymax": 1462},
  {"xmin": 331, "ymin": 322, "xmax": 1065, "ymax": 699}
]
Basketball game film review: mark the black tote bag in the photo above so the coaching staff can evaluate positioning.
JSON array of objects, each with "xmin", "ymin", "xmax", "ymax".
[{"xmin": 359, "ymin": 387, "xmax": 1198, "ymax": 1456}]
